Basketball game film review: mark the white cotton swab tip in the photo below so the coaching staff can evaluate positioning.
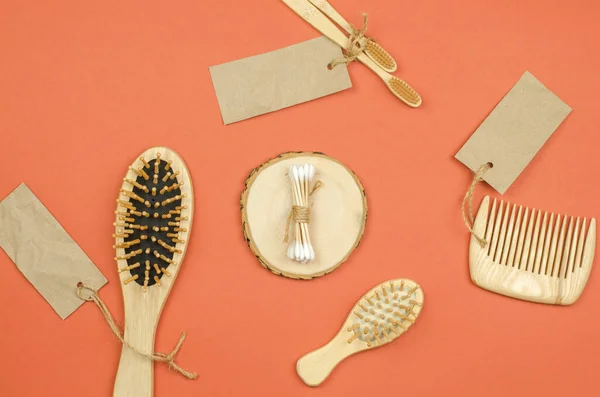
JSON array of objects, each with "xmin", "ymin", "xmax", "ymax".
[
  {"xmin": 294, "ymin": 241, "xmax": 301, "ymax": 261},
  {"xmin": 303, "ymin": 164, "xmax": 309, "ymax": 183},
  {"xmin": 299, "ymin": 242, "xmax": 306, "ymax": 262},
  {"xmin": 303, "ymin": 242, "xmax": 310, "ymax": 260}
]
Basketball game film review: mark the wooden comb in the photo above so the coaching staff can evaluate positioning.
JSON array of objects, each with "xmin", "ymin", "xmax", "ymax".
[
  {"xmin": 296, "ymin": 278, "xmax": 423, "ymax": 386},
  {"xmin": 113, "ymin": 147, "xmax": 193, "ymax": 397},
  {"xmin": 470, "ymin": 196, "xmax": 595, "ymax": 305}
]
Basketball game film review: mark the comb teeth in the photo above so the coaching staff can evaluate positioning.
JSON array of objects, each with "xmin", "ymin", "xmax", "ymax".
[
  {"xmin": 347, "ymin": 282, "xmax": 420, "ymax": 347},
  {"xmin": 483, "ymin": 198, "xmax": 593, "ymax": 278},
  {"xmin": 115, "ymin": 153, "xmax": 190, "ymax": 291}
]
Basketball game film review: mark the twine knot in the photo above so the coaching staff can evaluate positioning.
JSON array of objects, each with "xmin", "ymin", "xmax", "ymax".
[
  {"xmin": 76, "ymin": 283, "xmax": 197, "ymax": 379},
  {"xmin": 461, "ymin": 163, "xmax": 492, "ymax": 247},
  {"xmin": 292, "ymin": 205, "xmax": 311, "ymax": 224},
  {"xmin": 284, "ymin": 180, "xmax": 323, "ymax": 243},
  {"xmin": 329, "ymin": 13, "xmax": 372, "ymax": 69}
]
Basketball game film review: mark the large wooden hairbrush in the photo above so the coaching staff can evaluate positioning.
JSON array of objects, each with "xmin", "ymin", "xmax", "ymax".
[
  {"xmin": 113, "ymin": 147, "xmax": 193, "ymax": 397},
  {"xmin": 297, "ymin": 278, "xmax": 424, "ymax": 386}
]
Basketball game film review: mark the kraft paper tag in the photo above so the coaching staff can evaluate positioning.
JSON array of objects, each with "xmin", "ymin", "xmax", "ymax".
[
  {"xmin": 209, "ymin": 36, "xmax": 352, "ymax": 124},
  {"xmin": 0, "ymin": 183, "xmax": 107, "ymax": 319},
  {"xmin": 455, "ymin": 71, "xmax": 572, "ymax": 194}
]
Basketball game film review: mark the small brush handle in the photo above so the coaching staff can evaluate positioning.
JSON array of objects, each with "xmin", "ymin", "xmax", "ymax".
[
  {"xmin": 296, "ymin": 335, "xmax": 355, "ymax": 387},
  {"xmin": 113, "ymin": 307, "xmax": 159, "ymax": 397},
  {"xmin": 307, "ymin": 0, "xmax": 353, "ymax": 33}
]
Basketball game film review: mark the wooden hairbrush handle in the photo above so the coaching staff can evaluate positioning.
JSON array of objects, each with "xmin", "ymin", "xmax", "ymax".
[
  {"xmin": 113, "ymin": 305, "xmax": 159, "ymax": 397},
  {"xmin": 296, "ymin": 335, "xmax": 365, "ymax": 387}
]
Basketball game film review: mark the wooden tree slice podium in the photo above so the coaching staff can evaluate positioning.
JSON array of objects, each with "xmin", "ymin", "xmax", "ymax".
[{"xmin": 241, "ymin": 152, "xmax": 367, "ymax": 279}]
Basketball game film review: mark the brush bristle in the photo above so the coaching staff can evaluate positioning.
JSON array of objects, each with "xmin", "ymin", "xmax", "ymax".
[
  {"xmin": 365, "ymin": 41, "xmax": 396, "ymax": 72},
  {"xmin": 388, "ymin": 77, "xmax": 421, "ymax": 107},
  {"xmin": 115, "ymin": 154, "xmax": 188, "ymax": 291},
  {"xmin": 347, "ymin": 281, "xmax": 422, "ymax": 347}
]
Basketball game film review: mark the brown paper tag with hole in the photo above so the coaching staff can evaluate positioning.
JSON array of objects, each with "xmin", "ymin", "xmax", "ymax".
[
  {"xmin": 0, "ymin": 183, "xmax": 107, "ymax": 319},
  {"xmin": 455, "ymin": 71, "xmax": 572, "ymax": 194},
  {"xmin": 209, "ymin": 36, "xmax": 352, "ymax": 125}
]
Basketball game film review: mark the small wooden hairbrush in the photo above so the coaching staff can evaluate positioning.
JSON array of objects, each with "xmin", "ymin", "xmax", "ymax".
[
  {"xmin": 297, "ymin": 278, "xmax": 423, "ymax": 386},
  {"xmin": 471, "ymin": 196, "xmax": 596, "ymax": 305},
  {"xmin": 113, "ymin": 147, "xmax": 193, "ymax": 396}
]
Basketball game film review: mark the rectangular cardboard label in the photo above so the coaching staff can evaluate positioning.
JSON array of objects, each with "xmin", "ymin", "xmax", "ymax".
[
  {"xmin": 0, "ymin": 183, "xmax": 107, "ymax": 319},
  {"xmin": 209, "ymin": 36, "xmax": 352, "ymax": 125},
  {"xmin": 455, "ymin": 71, "xmax": 572, "ymax": 194}
]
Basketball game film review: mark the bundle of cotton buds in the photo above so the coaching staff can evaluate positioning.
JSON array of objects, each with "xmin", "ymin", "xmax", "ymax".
[{"xmin": 287, "ymin": 164, "xmax": 316, "ymax": 263}]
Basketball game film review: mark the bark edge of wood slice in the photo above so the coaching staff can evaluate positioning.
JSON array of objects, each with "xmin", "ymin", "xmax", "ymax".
[{"xmin": 240, "ymin": 151, "xmax": 368, "ymax": 280}]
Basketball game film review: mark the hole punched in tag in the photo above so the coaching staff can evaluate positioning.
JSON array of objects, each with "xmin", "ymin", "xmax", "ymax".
[
  {"xmin": 462, "ymin": 162, "xmax": 494, "ymax": 247},
  {"xmin": 76, "ymin": 282, "xmax": 95, "ymax": 301}
]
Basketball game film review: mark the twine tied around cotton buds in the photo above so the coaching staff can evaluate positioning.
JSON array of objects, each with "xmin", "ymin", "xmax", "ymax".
[{"xmin": 284, "ymin": 164, "xmax": 323, "ymax": 263}]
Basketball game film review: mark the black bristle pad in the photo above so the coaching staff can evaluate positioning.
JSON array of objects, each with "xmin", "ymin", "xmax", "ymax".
[{"xmin": 123, "ymin": 158, "xmax": 182, "ymax": 287}]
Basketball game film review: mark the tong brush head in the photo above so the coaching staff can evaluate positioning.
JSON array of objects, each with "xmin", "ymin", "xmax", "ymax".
[
  {"xmin": 364, "ymin": 40, "xmax": 397, "ymax": 73},
  {"xmin": 346, "ymin": 279, "xmax": 423, "ymax": 348},
  {"xmin": 387, "ymin": 77, "xmax": 422, "ymax": 108},
  {"xmin": 114, "ymin": 149, "xmax": 192, "ymax": 292},
  {"xmin": 470, "ymin": 196, "xmax": 596, "ymax": 305}
]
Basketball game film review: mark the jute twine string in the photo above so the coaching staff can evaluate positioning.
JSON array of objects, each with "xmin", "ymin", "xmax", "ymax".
[
  {"xmin": 76, "ymin": 283, "xmax": 197, "ymax": 379},
  {"xmin": 329, "ymin": 13, "xmax": 372, "ymax": 69},
  {"xmin": 461, "ymin": 163, "xmax": 492, "ymax": 247},
  {"xmin": 283, "ymin": 180, "xmax": 324, "ymax": 243}
]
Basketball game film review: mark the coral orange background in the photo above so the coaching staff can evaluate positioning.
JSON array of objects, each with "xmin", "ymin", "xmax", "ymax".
[{"xmin": 1, "ymin": 1, "xmax": 599, "ymax": 396}]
